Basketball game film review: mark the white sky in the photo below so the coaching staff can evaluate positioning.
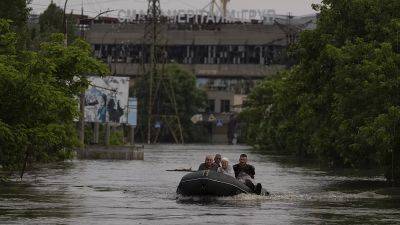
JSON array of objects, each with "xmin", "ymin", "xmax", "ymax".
[{"xmin": 30, "ymin": 0, "xmax": 321, "ymax": 17}]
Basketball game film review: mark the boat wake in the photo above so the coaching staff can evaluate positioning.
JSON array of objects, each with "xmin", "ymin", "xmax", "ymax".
[
  {"xmin": 175, "ymin": 190, "xmax": 389, "ymax": 205},
  {"xmin": 176, "ymin": 193, "xmax": 271, "ymax": 206},
  {"xmin": 258, "ymin": 191, "xmax": 388, "ymax": 202}
]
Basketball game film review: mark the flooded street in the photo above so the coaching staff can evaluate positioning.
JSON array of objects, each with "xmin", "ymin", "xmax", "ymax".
[{"xmin": 0, "ymin": 145, "xmax": 399, "ymax": 225}]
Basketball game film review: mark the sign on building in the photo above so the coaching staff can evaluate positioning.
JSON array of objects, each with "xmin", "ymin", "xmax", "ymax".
[
  {"xmin": 84, "ymin": 76, "xmax": 130, "ymax": 123},
  {"xmin": 216, "ymin": 119, "xmax": 224, "ymax": 127},
  {"xmin": 208, "ymin": 114, "xmax": 216, "ymax": 122},
  {"xmin": 127, "ymin": 97, "xmax": 137, "ymax": 126}
]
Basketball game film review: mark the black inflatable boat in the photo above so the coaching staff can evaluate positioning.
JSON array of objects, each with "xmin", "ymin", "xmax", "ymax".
[{"xmin": 177, "ymin": 170, "xmax": 268, "ymax": 196}]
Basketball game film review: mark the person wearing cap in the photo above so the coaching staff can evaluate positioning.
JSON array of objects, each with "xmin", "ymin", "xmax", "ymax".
[
  {"xmin": 217, "ymin": 157, "xmax": 234, "ymax": 177},
  {"xmin": 198, "ymin": 155, "xmax": 219, "ymax": 171}
]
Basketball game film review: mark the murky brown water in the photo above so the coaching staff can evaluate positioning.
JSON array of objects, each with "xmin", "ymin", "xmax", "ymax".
[{"xmin": 0, "ymin": 145, "xmax": 399, "ymax": 225}]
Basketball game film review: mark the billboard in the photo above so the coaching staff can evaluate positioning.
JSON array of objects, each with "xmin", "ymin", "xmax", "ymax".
[{"xmin": 84, "ymin": 76, "xmax": 130, "ymax": 123}]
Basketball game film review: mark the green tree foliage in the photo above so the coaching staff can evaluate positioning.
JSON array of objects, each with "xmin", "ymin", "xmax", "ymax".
[
  {"xmin": 38, "ymin": 2, "xmax": 77, "ymax": 44},
  {"xmin": 242, "ymin": 0, "xmax": 400, "ymax": 182},
  {"xmin": 38, "ymin": 33, "xmax": 109, "ymax": 97},
  {"xmin": 0, "ymin": 19, "xmax": 108, "ymax": 174},
  {"xmin": 0, "ymin": 1, "xmax": 78, "ymax": 50},
  {"xmin": 134, "ymin": 64, "xmax": 207, "ymax": 143},
  {"xmin": 0, "ymin": 0, "xmax": 32, "ymax": 50},
  {"xmin": 0, "ymin": 0, "xmax": 30, "ymax": 28}
]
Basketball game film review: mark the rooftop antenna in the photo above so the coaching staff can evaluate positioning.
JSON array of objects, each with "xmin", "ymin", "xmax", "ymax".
[
  {"xmin": 220, "ymin": 0, "xmax": 230, "ymax": 18},
  {"xmin": 274, "ymin": 12, "xmax": 312, "ymax": 45},
  {"xmin": 210, "ymin": 0, "xmax": 216, "ymax": 16},
  {"xmin": 202, "ymin": 0, "xmax": 226, "ymax": 17}
]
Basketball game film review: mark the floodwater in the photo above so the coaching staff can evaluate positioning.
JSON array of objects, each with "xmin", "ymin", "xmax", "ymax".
[{"xmin": 0, "ymin": 145, "xmax": 399, "ymax": 225}]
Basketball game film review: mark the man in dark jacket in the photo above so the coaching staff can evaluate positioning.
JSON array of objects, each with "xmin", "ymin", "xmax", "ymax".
[
  {"xmin": 198, "ymin": 155, "xmax": 218, "ymax": 171},
  {"xmin": 233, "ymin": 154, "xmax": 262, "ymax": 194},
  {"xmin": 233, "ymin": 154, "xmax": 255, "ymax": 178}
]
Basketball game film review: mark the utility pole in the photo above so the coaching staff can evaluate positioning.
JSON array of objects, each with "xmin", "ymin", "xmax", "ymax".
[
  {"xmin": 62, "ymin": 0, "xmax": 69, "ymax": 46},
  {"xmin": 63, "ymin": 0, "xmax": 85, "ymax": 149},
  {"xmin": 274, "ymin": 13, "xmax": 313, "ymax": 45},
  {"xmin": 62, "ymin": 0, "xmax": 87, "ymax": 148},
  {"xmin": 77, "ymin": 8, "xmax": 117, "ymax": 147},
  {"xmin": 210, "ymin": 0, "xmax": 216, "ymax": 16},
  {"xmin": 145, "ymin": 0, "xmax": 159, "ymax": 144},
  {"xmin": 144, "ymin": 0, "xmax": 184, "ymax": 144},
  {"xmin": 78, "ymin": 2, "xmax": 85, "ymax": 149},
  {"xmin": 220, "ymin": 0, "xmax": 230, "ymax": 18}
]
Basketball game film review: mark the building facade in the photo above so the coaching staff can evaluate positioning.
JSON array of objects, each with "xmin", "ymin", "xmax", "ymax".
[{"xmin": 84, "ymin": 17, "xmax": 315, "ymax": 143}]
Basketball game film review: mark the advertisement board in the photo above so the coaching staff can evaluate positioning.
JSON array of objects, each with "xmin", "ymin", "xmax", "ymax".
[{"xmin": 84, "ymin": 76, "xmax": 130, "ymax": 123}]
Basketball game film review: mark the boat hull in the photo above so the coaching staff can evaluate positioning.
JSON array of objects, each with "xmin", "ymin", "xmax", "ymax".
[{"xmin": 177, "ymin": 170, "xmax": 257, "ymax": 196}]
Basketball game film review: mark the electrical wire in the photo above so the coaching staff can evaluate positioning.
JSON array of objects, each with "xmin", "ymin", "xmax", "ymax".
[
  {"xmin": 31, "ymin": 0, "xmax": 218, "ymax": 17},
  {"xmin": 164, "ymin": 0, "xmax": 198, "ymax": 9},
  {"xmin": 30, "ymin": 3, "xmax": 125, "ymax": 17}
]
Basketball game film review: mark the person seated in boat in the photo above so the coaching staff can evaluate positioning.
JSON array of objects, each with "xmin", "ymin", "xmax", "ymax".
[
  {"xmin": 217, "ymin": 157, "xmax": 234, "ymax": 176},
  {"xmin": 198, "ymin": 155, "xmax": 218, "ymax": 171},
  {"xmin": 214, "ymin": 154, "xmax": 222, "ymax": 167},
  {"xmin": 233, "ymin": 154, "xmax": 262, "ymax": 194},
  {"xmin": 233, "ymin": 154, "xmax": 255, "ymax": 178}
]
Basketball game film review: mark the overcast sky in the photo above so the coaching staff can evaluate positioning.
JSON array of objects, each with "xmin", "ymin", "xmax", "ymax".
[{"xmin": 30, "ymin": 0, "xmax": 321, "ymax": 17}]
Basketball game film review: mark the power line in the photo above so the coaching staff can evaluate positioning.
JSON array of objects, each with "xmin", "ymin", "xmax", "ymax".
[
  {"xmin": 88, "ymin": 0, "xmax": 102, "ymax": 13},
  {"xmin": 30, "ymin": 3, "xmax": 102, "ymax": 14},
  {"xmin": 30, "ymin": 2, "xmax": 125, "ymax": 17},
  {"xmin": 164, "ymin": 0, "xmax": 198, "ymax": 9},
  {"xmin": 30, "ymin": 0, "xmax": 146, "ymax": 15},
  {"xmin": 70, "ymin": 0, "xmax": 146, "ymax": 6}
]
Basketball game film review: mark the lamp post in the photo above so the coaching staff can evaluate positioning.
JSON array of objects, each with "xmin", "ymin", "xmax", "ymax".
[
  {"xmin": 62, "ymin": 0, "xmax": 69, "ymax": 46},
  {"xmin": 77, "ymin": 9, "xmax": 117, "ymax": 148}
]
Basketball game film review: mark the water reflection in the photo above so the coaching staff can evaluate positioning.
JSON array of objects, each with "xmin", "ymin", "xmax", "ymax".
[
  {"xmin": 0, "ymin": 145, "xmax": 399, "ymax": 225},
  {"xmin": 0, "ymin": 164, "xmax": 76, "ymax": 223}
]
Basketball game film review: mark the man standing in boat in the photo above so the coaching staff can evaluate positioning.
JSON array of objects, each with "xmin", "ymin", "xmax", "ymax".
[
  {"xmin": 198, "ymin": 155, "xmax": 219, "ymax": 171},
  {"xmin": 233, "ymin": 154, "xmax": 262, "ymax": 194}
]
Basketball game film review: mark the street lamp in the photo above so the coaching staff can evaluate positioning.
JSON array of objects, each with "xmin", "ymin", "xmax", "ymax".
[
  {"xmin": 62, "ymin": 0, "xmax": 69, "ymax": 46},
  {"xmin": 77, "ymin": 9, "xmax": 117, "ymax": 148}
]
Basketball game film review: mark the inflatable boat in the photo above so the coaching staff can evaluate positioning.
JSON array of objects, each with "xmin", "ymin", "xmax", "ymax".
[{"xmin": 177, "ymin": 170, "xmax": 269, "ymax": 196}]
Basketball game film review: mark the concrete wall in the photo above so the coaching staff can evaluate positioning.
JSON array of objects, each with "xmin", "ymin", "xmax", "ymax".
[
  {"xmin": 85, "ymin": 23, "xmax": 288, "ymax": 46},
  {"xmin": 84, "ymin": 23, "xmax": 291, "ymax": 144},
  {"xmin": 107, "ymin": 63, "xmax": 285, "ymax": 78}
]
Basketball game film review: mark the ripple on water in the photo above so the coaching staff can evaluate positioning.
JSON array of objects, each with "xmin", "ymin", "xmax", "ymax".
[
  {"xmin": 175, "ymin": 190, "xmax": 389, "ymax": 206},
  {"xmin": 1, "ymin": 144, "xmax": 400, "ymax": 225}
]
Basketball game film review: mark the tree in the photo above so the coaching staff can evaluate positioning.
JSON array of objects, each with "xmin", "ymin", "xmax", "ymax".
[
  {"xmin": 134, "ymin": 64, "xmax": 207, "ymax": 143},
  {"xmin": 0, "ymin": 19, "xmax": 108, "ymax": 176},
  {"xmin": 0, "ymin": 0, "xmax": 30, "ymax": 29},
  {"xmin": 242, "ymin": 0, "xmax": 400, "ymax": 183},
  {"xmin": 39, "ymin": 33, "xmax": 109, "ymax": 97},
  {"xmin": 38, "ymin": 2, "xmax": 77, "ymax": 45},
  {"xmin": 0, "ymin": 0, "xmax": 32, "ymax": 50}
]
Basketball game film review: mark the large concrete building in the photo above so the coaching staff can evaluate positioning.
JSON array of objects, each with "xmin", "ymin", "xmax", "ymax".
[{"xmin": 84, "ymin": 16, "xmax": 316, "ymax": 143}]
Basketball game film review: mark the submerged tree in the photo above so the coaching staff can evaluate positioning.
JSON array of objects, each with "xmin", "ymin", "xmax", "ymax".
[
  {"xmin": 0, "ymin": 20, "xmax": 108, "ymax": 176},
  {"xmin": 242, "ymin": 0, "xmax": 400, "ymax": 183},
  {"xmin": 134, "ymin": 64, "xmax": 207, "ymax": 143}
]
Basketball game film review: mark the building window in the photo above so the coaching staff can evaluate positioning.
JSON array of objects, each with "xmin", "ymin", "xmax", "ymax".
[
  {"xmin": 208, "ymin": 99, "xmax": 215, "ymax": 113},
  {"xmin": 220, "ymin": 100, "xmax": 230, "ymax": 113}
]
